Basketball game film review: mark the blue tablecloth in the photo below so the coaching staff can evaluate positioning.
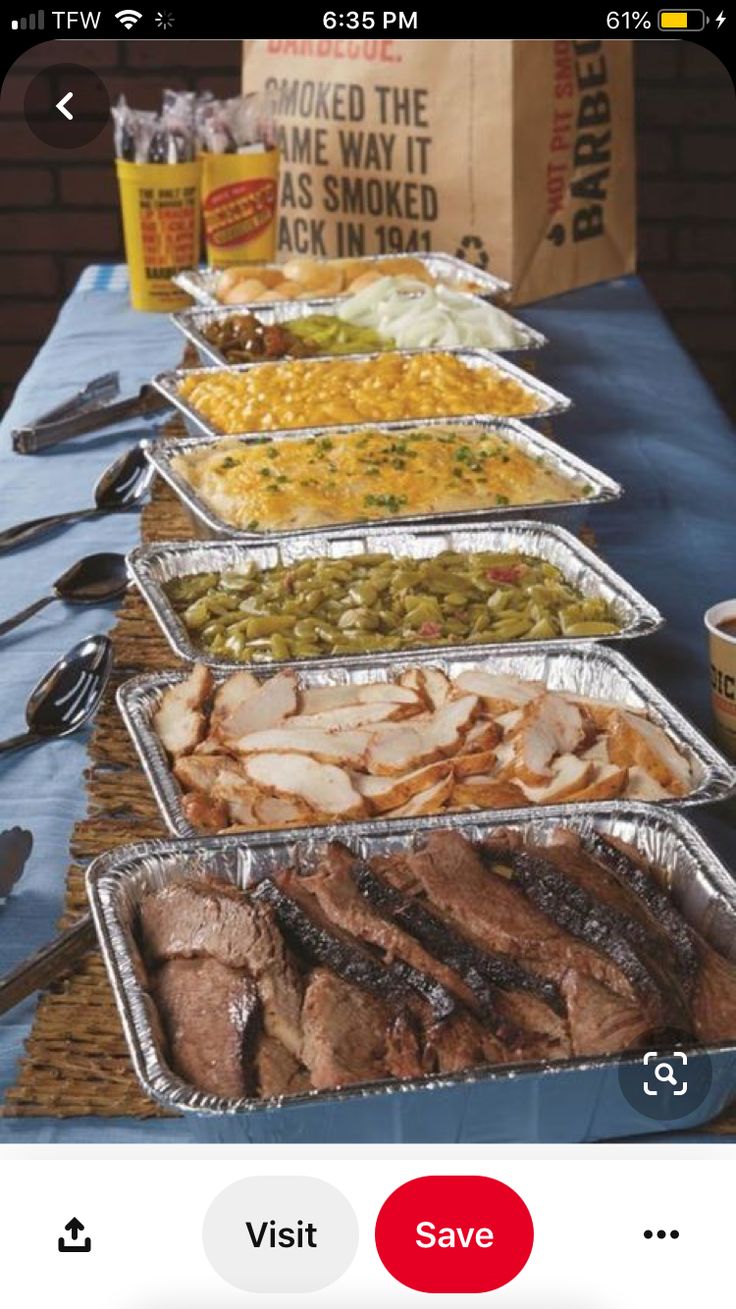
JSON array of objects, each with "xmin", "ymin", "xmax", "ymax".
[{"xmin": 0, "ymin": 271, "xmax": 734, "ymax": 1144}]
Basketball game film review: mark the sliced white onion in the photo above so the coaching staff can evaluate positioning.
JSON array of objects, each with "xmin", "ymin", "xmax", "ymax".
[{"xmin": 336, "ymin": 276, "xmax": 527, "ymax": 350}]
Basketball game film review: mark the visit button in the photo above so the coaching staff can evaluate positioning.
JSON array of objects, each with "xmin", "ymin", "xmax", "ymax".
[{"xmin": 375, "ymin": 1175, "xmax": 534, "ymax": 1293}]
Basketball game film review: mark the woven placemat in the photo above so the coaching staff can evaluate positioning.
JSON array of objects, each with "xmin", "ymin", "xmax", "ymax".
[{"xmin": 3, "ymin": 411, "xmax": 734, "ymax": 1134}]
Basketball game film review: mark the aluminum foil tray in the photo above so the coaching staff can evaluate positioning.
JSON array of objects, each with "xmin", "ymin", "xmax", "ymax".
[
  {"xmin": 86, "ymin": 803, "xmax": 736, "ymax": 1141},
  {"xmin": 171, "ymin": 295, "xmax": 547, "ymax": 367},
  {"xmin": 152, "ymin": 348, "xmax": 572, "ymax": 439},
  {"xmin": 116, "ymin": 644, "xmax": 736, "ymax": 841},
  {"xmin": 173, "ymin": 252, "xmax": 511, "ymax": 309},
  {"xmin": 127, "ymin": 519, "xmax": 662, "ymax": 675},
  {"xmin": 144, "ymin": 415, "xmax": 620, "ymax": 543}
]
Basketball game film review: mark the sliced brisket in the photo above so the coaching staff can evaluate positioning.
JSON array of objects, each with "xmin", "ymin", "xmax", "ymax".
[
  {"xmin": 152, "ymin": 957, "xmax": 259, "ymax": 1099},
  {"xmin": 560, "ymin": 969, "xmax": 653, "ymax": 1056},
  {"xmin": 254, "ymin": 1035, "xmax": 310, "ymax": 1099},
  {"xmin": 412, "ymin": 831, "xmax": 658, "ymax": 1021},
  {"xmin": 349, "ymin": 857, "xmax": 565, "ymax": 1059},
  {"xmin": 506, "ymin": 848, "xmax": 680, "ymax": 1027},
  {"xmin": 297, "ymin": 846, "xmax": 485, "ymax": 1013},
  {"xmin": 139, "ymin": 824, "xmax": 736, "ymax": 1103},
  {"xmin": 300, "ymin": 967, "xmax": 398, "ymax": 1089},
  {"xmin": 140, "ymin": 878, "xmax": 304, "ymax": 1059},
  {"xmin": 254, "ymin": 874, "xmax": 457, "ymax": 1022},
  {"xmin": 588, "ymin": 832, "xmax": 700, "ymax": 989},
  {"xmin": 691, "ymin": 943, "xmax": 736, "ymax": 1042}
]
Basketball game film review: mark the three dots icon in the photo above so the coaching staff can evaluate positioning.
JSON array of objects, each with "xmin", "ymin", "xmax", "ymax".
[{"xmin": 644, "ymin": 1229, "xmax": 679, "ymax": 1239}]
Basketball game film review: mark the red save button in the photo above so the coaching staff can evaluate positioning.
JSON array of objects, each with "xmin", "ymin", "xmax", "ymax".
[{"xmin": 375, "ymin": 1175, "xmax": 533, "ymax": 1293}]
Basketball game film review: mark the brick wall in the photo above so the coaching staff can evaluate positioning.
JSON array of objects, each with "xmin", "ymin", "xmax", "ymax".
[
  {"xmin": 636, "ymin": 40, "xmax": 736, "ymax": 414},
  {"xmin": 0, "ymin": 39, "xmax": 734, "ymax": 416}
]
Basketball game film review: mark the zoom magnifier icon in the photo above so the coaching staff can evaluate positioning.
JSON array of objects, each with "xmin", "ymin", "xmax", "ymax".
[{"xmin": 642, "ymin": 1050, "xmax": 688, "ymax": 1097}]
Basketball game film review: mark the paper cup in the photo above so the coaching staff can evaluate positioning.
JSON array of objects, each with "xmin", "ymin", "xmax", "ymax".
[
  {"xmin": 705, "ymin": 599, "xmax": 736, "ymax": 759},
  {"xmin": 116, "ymin": 158, "xmax": 202, "ymax": 312},
  {"xmin": 201, "ymin": 149, "xmax": 280, "ymax": 267}
]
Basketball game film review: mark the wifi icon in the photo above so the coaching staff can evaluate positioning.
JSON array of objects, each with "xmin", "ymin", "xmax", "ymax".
[{"xmin": 115, "ymin": 8, "xmax": 142, "ymax": 26}]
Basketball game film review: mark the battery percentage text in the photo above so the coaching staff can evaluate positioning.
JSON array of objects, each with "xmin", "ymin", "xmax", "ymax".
[{"xmin": 606, "ymin": 10, "xmax": 652, "ymax": 25}]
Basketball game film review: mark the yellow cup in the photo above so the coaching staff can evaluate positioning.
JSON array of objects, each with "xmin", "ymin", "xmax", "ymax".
[
  {"xmin": 705, "ymin": 599, "xmax": 736, "ymax": 759},
  {"xmin": 201, "ymin": 149, "xmax": 280, "ymax": 267},
  {"xmin": 115, "ymin": 158, "xmax": 202, "ymax": 312}
]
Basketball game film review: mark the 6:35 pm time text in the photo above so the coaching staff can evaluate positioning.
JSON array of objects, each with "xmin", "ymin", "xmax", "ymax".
[{"xmin": 323, "ymin": 11, "xmax": 419, "ymax": 29}]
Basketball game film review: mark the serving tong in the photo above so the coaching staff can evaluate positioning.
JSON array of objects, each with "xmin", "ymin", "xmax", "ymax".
[
  {"xmin": 0, "ymin": 834, "xmax": 94, "ymax": 1017},
  {"xmin": 0, "ymin": 915, "xmax": 96, "ymax": 1016},
  {"xmin": 12, "ymin": 371, "xmax": 170, "ymax": 454}
]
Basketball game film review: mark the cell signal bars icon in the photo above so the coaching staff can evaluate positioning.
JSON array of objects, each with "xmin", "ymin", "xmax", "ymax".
[
  {"xmin": 115, "ymin": 7, "xmax": 143, "ymax": 26},
  {"xmin": 11, "ymin": 9, "xmax": 45, "ymax": 28}
]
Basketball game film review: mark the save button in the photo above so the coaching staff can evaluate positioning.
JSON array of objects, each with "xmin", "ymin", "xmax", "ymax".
[{"xmin": 375, "ymin": 1175, "xmax": 533, "ymax": 1293}]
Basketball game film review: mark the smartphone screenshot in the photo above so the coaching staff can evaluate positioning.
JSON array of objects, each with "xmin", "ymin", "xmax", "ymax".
[{"xmin": 0, "ymin": 14, "xmax": 734, "ymax": 1306}]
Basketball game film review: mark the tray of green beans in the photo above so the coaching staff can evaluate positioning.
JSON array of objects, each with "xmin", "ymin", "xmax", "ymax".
[{"xmin": 127, "ymin": 521, "xmax": 663, "ymax": 673}]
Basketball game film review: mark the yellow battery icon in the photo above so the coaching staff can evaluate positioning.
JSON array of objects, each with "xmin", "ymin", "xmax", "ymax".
[{"xmin": 658, "ymin": 8, "xmax": 706, "ymax": 27}]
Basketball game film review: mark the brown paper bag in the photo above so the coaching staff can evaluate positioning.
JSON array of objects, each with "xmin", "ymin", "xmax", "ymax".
[{"xmin": 242, "ymin": 38, "xmax": 635, "ymax": 305}]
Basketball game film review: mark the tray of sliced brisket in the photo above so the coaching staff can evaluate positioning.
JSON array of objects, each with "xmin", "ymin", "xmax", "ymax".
[{"xmin": 87, "ymin": 803, "xmax": 736, "ymax": 1142}]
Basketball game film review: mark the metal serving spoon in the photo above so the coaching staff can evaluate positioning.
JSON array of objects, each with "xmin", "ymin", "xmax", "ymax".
[
  {"xmin": 0, "ymin": 443, "xmax": 153, "ymax": 554},
  {"xmin": 0, "ymin": 552, "xmax": 128, "ymax": 638},
  {"xmin": 0, "ymin": 633, "xmax": 113, "ymax": 755}
]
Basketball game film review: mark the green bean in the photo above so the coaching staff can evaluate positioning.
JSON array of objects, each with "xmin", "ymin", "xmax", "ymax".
[
  {"xmin": 270, "ymin": 633, "xmax": 292, "ymax": 660},
  {"xmin": 563, "ymin": 620, "xmax": 621, "ymax": 636},
  {"xmin": 220, "ymin": 568, "xmax": 255, "ymax": 591},
  {"xmin": 246, "ymin": 615, "xmax": 294, "ymax": 638},
  {"xmin": 223, "ymin": 632, "xmax": 249, "ymax": 657},
  {"xmin": 293, "ymin": 619, "xmax": 321, "ymax": 639},
  {"xmin": 405, "ymin": 602, "xmax": 442, "ymax": 628},
  {"xmin": 206, "ymin": 594, "xmax": 241, "ymax": 615},
  {"xmin": 349, "ymin": 582, "xmax": 378, "ymax": 607},
  {"xmin": 492, "ymin": 616, "xmax": 533, "ymax": 641},
  {"xmin": 527, "ymin": 616, "xmax": 557, "ymax": 639},
  {"xmin": 486, "ymin": 590, "xmax": 514, "ymax": 613},
  {"xmin": 183, "ymin": 598, "xmax": 214, "ymax": 630}
]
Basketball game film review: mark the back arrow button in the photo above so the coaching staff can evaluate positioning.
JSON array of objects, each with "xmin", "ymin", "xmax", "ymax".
[
  {"xmin": 56, "ymin": 92, "xmax": 74, "ymax": 120},
  {"xmin": 25, "ymin": 64, "xmax": 110, "ymax": 149}
]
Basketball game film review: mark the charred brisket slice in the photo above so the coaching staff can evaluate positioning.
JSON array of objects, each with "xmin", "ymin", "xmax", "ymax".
[
  {"xmin": 588, "ymin": 833, "xmax": 700, "ymax": 989},
  {"xmin": 294, "ymin": 850, "xmax": 478, "ymax": 1007},
  {"xmin": 529, "ymin": 837, "xmax": 695, "ymax": 1024},
  {"xmin": 253, "ymin": 876, "xmax": 456, "ymax": 1022},
  {"xmin": 262, "ymin": 863, "xmax": 515, "ymax": 1072},
  {"xmin": 391, "ymin": 829, "xmax": 640, "ymax": 1005},
  {"xmin": 152, "ymin": 957, "xmax": 259, "ymax": 1099},
  {"xmin": 373, "ymin": 843, "xmax": 562, "ymax": 1014},
  {"xmin": 293, "ymin": 847, "xmax": 499, "ymax": 1020},
  {"xmin": 585, "ymin": 836, "xmax": 736, "ymax": 1042},
  {"xmin": 505, "ymin": 849, "xmax": 674, "ymax": 1012},
  {"xmin": 532, "ymin": 837, "xmax": 685, "ymax": 968},
  {"xmin": 373, "ymin": 841, "xmax": 571, "ymax": 1054},
  {"xmin": 350, "ymin": 858, "xmax": 556, "ymax": 1053},
  {"xmin": 351, "ymin": 859, "xmax": 505, "ymax": 1015}
]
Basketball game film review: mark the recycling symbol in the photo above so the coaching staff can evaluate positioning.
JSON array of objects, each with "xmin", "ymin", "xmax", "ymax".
[{"xmin": 455, "ymin": 234, "xmax": 490, "ymax": 269}]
